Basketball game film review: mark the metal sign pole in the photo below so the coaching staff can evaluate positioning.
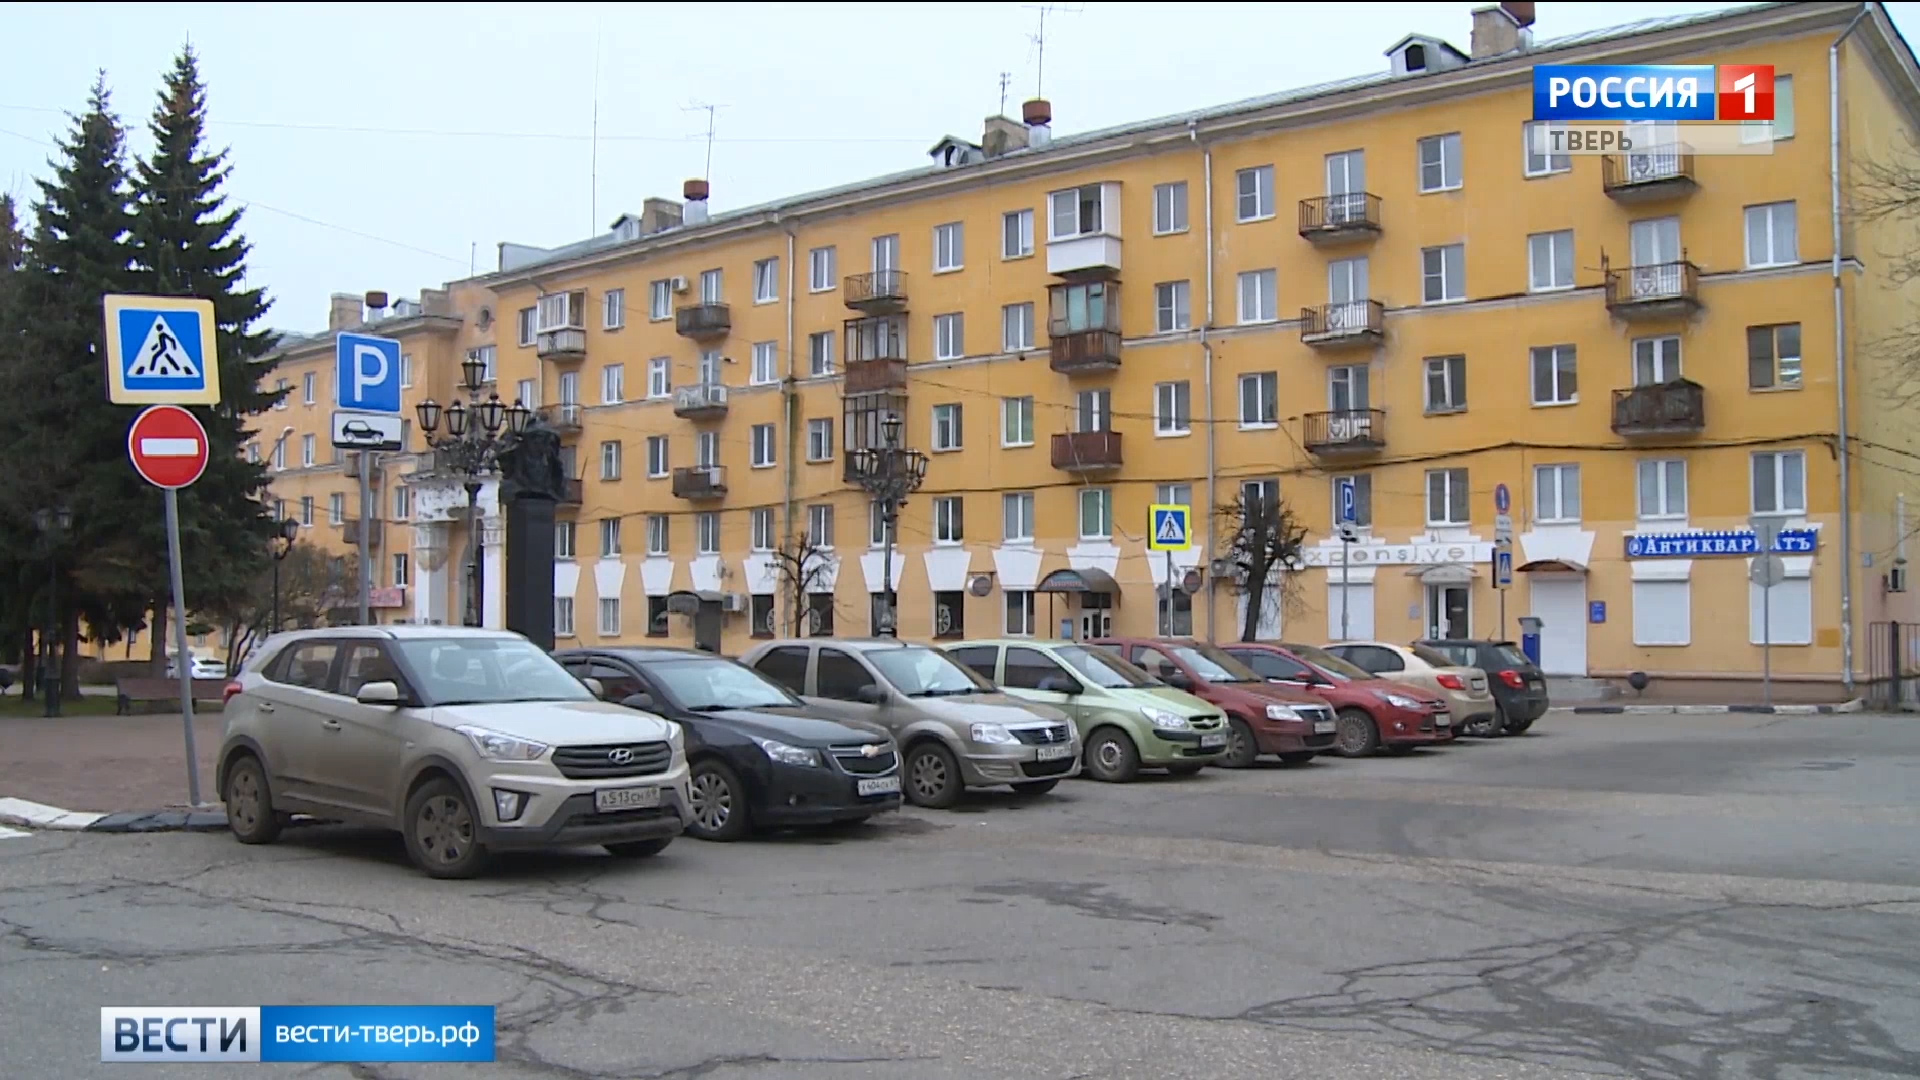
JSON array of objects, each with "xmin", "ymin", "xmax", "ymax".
[
  {"xmin": 1763, "ymin": 574, "xmax": 1773, "ymax": 707},
  {"xmin": 357, "ymin": 452, "xmax": 374, "ymax": 625},
  {"xmin": 1340, "ymin": 535, "xmax": 1351, "ymax": 641},
  {"xmin": 164, "ymin": 488, "xmax": 202, "ymax": 807},
  {"xmin": 1164, "ymin": 550, "xmax": 1174, "ymax": 635}
]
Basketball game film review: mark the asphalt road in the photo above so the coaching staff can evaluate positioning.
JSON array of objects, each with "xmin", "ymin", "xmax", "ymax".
[{"xmin": 5, "ymin": 712, "xmax": 1920, "ymax": 1079}]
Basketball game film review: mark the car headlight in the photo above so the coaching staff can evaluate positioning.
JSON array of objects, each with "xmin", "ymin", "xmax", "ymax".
[
  {"xmin": 1374, "ymin": 690, "xmax": 1423, "ymax": 710},
  {"xmin": 455, "ymin": 725, "xmax": 549, "ymax": 762},
  {"xmin": 970, "ymin": 722, "xmax": 1019, "ymax": 745},
  {"xmin": 750, "ymin": 736, "xmax": 820, "ymax": 768},
  {"xmin": 1140, "ymin": 706, "xmax": 1190, "ymax": 730},
  {"xmin": 1264, "ymin": 704, "xmax": 1300, "ymax": 721}
]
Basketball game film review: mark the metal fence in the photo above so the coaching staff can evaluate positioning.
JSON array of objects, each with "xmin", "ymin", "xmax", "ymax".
[{"xmin": 1866, "ymin": 621, "xmax": 1920, "ymax": 709}]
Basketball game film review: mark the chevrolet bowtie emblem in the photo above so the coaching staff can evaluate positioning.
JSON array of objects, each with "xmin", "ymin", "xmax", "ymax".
[{"xmin": 861, "ymin": 743, "xmax": 885, "ymax": 758}]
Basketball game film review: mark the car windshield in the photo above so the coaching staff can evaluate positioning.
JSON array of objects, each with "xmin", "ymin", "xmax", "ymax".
[
  {"xmin": 1489, "ymin": 643, "xmax": 1533, "ymax": 669},
  {"xmin": 396, "ymin": 637, "xmax": 594, "ymax": 707},
  {"xmin": 1170, "ymin": 643, "xmax": 1262, "ymax": 683},
  {"xmin": 644, "ymin": 657, "xmax": 798, "ymax": 711},
  {"xmin": 867, "ymin": 646, "xmax": 992, "ymax": 697},
  {"xmin": 1055, "ymin": 645, "xmax": 1156, "ymax": 688},
  {"xmin": 1410, "ymin": 643, "xmax": 1459, "ymax": 668},
  {"xmin": 1282, "ymin": 644, "xmax": 1370, "ymax": 681}
]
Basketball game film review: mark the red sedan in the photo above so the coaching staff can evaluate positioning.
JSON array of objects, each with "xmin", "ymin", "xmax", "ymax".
[{"xmin": 1220, "ymin": 642, "xmax": 1455, "ymax": 757}]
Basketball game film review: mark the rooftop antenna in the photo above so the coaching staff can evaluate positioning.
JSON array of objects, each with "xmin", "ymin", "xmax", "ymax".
[
  {"xmin": 998, "ymin": 71, "xmax": 1013, "ymax": 116},
  {"xmin": 684, "ymin": 100, "xmax": 729, "ymax": 181},
  {"xmin": 1022, "ymin": 3, "xmax": 1083, "ymax": 99},
  {"xmin": 590, "ymin": 11, "xmax": 604, "ymax": 233}
]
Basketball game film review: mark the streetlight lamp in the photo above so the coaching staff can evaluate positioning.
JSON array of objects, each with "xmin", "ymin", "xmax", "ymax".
[
  {"xmin": 415, "ymin": 354, "xmax": 533, "ymax": 627},
  {"xmin": 32, "ymin": 506, "xmax": 73, "ymax": 718},
  {"xmin": 848, "ymin": 414, "xmax": 927, "ymax": 637},
  {"xmin": 269, "ymin": 517, "xmax": 300, "ymax": 635}
]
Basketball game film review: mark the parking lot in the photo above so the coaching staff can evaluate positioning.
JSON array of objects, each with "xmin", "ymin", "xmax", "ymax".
[{"xmin": 6, "ymin": 711, "xmax": 1920, "ymax": 1079}]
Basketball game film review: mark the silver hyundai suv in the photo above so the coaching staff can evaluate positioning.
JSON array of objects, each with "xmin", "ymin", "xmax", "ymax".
[{"xmin": 215, "ymin": 626, "xmax": 692, "ymax": 878}]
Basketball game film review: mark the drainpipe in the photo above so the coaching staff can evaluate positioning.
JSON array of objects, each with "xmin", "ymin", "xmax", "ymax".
[
  {"xmin": 1194, "ymin": 118, "xmax": 1219, "ymax": 644},
  {"xmin": 781, "ymin": 221, "xmax": 799, "ymax": 631},
  {"xmin": 1832, "ymin": 5, "xmax": 1869, "ymax": 696}
]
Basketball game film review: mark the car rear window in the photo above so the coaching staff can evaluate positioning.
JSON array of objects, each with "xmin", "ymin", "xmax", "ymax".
[
  {"xmin": 1489, "ymin": 643, "xmax": 1533, "ymax": 668},
  {"xmin": 1410, "ymin": 643, "xmax": 1458, "ymax": 669}
]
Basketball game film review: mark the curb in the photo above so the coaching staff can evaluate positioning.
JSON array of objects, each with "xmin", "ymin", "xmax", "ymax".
[
  {"xmin": 0, "ymin": 796, "xmax": 226, "ymax": 834},
  {"xmin": 1549, "ymin": 698, "xmax": 1868, "ymax": 716}
]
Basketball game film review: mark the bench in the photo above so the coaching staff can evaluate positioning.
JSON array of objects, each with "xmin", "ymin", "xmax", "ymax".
[{"xmin": 115, "ymin": 677, "xmax": 229, "ymax": 715}]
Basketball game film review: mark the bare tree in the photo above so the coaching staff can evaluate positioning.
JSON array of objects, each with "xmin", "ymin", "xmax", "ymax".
[
  {"xmin": 770, "ymin": 531, "xmax": 835, "ymax": 637},
  {"xmin": 214, "ymin": 543, "xmax": 358, "ymax": 671},
  {"xmin": 1846, "ymin": 136, "xmax": 1920, "ymax": 405},
  {"xmin": 1214, "ymin": 489, "xmax": 1309, "ymax": 643}
]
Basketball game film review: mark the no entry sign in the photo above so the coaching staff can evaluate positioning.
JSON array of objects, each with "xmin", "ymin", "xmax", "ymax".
[{"xmin": 127, "ymin": 405, "xmax": 210, "ymax": 489}]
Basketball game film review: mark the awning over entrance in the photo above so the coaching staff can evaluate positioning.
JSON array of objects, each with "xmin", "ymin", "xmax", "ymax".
[
  {"xmin": 1413, "ymin": 563, "xmax": 1477, "ymax": 586},
  {"xmin": 1518, "ymin": 558, "xmax": 1588, "ymax": 573},
  {"xmin": 1036, "ymin": 567, "xmax": 1119, "ymax": 595},
  {"xmin": 665, "ymin": 589, "xmax": 723, "ymax": 614}
]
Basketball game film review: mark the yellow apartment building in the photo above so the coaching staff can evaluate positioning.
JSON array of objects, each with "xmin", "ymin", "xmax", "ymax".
[{"xmin": 396, "ymin": 1, "xmax": 1918, "ymax": 698}]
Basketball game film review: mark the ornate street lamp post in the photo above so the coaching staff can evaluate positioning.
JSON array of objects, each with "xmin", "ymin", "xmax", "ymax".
[
  {"xmin": 269, "ymin": 517, "xmax": 300, "ymax": 635},
  {"xmin": 415, "ymin": 353, "xmax": 532, "ymax": 627},
  {"xmin": 848, "ymin": 415, "xmax": 927, "ymax": 637},
  {"xmin": 32, "ymin": 506, "xmax": 73, "ymax": 717}
]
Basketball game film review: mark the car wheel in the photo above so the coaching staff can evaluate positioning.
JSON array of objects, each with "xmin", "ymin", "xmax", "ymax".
[
  {"xmin": 1219, "ymin": 716, "xmax": 1260, "ymax": 769},
  {"xmin": 1333, "ymin": 708, "xmax": 1381, "ymax": 758},
  {"xmin": 904, "ymin": 742, "xmax": 964, "ymax": 809},
  {"xmin": 1508, "ymin": 717, "xmax": 1535, "ymax": 735},
  {"xmin": 686, "ymin": 759, "xmax": 752, "ymax": 841},
  {"xmin": 1278, "ymin": 752, "xmax": 1316, "ymax": 766},
  {"xmin": 403, "ymin": 777, "xmax": 490, "ymax": 880},
  {"xmin": 1165, "ymin": 761, "xmax": 1207, "ymax": 776},
  {"xmin": 224, "ymin": 755, "xmax": 281, "ymax": 845},
  {"xmin": 605, "ymin": 837, "xmax": 673, "ymax": 858},
  {"xmin": 1009, "ymin": 778, "xmax": 1060, "ymax": 795},
  {"xmin": 1082, "ymin": 728, "xmax": 1141, "ymax": 783}
]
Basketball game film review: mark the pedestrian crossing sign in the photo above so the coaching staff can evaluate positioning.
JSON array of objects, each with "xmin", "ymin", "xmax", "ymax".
[
  {"xmin": 1149, "ymin": 503, "xmax": 1193, "ymax": 552},
  {"xmin": 103, "ymin": 294, "xmax": 220, "ymax": 405}
]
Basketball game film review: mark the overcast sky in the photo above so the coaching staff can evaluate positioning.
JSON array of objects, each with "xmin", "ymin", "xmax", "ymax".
[{"xmin": 3, "ymin": 2, "xmax": 1915, "ymax": 334}]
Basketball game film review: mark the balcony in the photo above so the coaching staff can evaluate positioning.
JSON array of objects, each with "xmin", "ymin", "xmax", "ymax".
[
  {"xmin": 1604, "ymin": 260, "xmax": 1701, "ymax": 321},
  {"xmin": 843, "ymin": 270, "xmax": 909, "ymax": 315},
  {"xmin": 671, "ymin": 465, "xmax": 727, "ymax": 500},
  {"xmin": 538, "ymin": 403, "xmax": 583, "ymax": 434},
  {"xmin": 672, "ymin": 383, "xmax": 729, "ymax": 421},
  {"xmin": 1300, "ymin": 300, "xmax": 1385, "ymax": 349},
  {"xmin": 1051, "ymin": 430, "xmax": 1123, "ymax": 472},
  {"xmin": 675, "ymin": 303, "xmax": 731, "ymax": 341},
  {"xmin": 1302, "ymin": 409, "xmax": 1386, "ymax": 455},
  {"xmin": 845, "ymin": 356, "xmax": 907, "ymax": 395},
  {"xmin": 1298, "ymin": 193, "xmax": 1382, "ymax": 245},
  {"xmin": 1611, "ymin": 379, "xmax": 1705, "ymax": 436},
  {"xmin": 1046, "ymin": 234, "xmax": 1122, "ymax": 280},
  {"xmin": 536, "ymin": 327, "xmax": 586, "ymax": 362},
  {"xmin": 558, "ymin": 476, "xmax": 583, "ymax": 507},
  {"xmin": 341, "ymin": 519, "xmax": 383, "ymax": 547},
  {"xmin": 1048, "ymin": 328, "xmax": 1122, "ymax": 375},
  {"xmin": 1601, "ymin": 151, "xmax": 1698, "ymax": 203}
]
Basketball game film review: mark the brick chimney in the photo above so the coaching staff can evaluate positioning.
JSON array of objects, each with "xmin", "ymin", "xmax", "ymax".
[
  {"xmin": 327, "ymin": 292, "xmax": 363, "ymax": 331},
  {"xmin": 640, "ymin": 196, "xmax": 683, "ymax": 234},
  {"xmin": 1470, "ymin": 3, "xmax": 1534, "ymax": 59},
  {"xmin": 981, "ymin": 115, "xmax": 1029, "ymax": 158}
]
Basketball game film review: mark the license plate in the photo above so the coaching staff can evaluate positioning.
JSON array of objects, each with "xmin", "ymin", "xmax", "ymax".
[
  {"xmin": 857, "ymin": 776, "xmax": 900, "ymax": 797},
  {"xmin": 1035, "ymin": 745, "xmax": 1074, "ymax": 761},
  {"xmin": 594, "ymin": 786, "xmax": 660, "ymax": 812},
  {"xmin": 1313, "ymin": 719, "xmax": 1336, "ymax": 734},
  {"xmin": 1199, "ymin": 733, "xmax": 1227, "ymax": 749},
  {"xmin": 1434, "ymin": 713, "xmax": 1451, "ymax": 727}
]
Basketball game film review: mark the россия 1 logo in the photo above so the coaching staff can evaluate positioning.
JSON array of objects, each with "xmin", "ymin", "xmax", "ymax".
[{"xmin": 1532, "ymin": 64, "xmax": 1775, "ymax": 122}]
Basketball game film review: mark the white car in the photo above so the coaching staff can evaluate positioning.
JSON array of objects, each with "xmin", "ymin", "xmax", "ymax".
[{"xmin": 167, "ymin": 656, "xmax": 228, "ymax": 680}]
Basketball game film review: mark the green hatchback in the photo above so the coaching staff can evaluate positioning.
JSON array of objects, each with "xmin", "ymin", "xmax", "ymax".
[{"xmin": 946, "ymin": 639, "xmax": 1230, "ymax": 781}]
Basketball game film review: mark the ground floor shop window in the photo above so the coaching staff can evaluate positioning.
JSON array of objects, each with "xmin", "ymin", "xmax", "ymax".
[
  {"xmin": 750, "ymin": 594, "xmax": 775, "ymax": 638},
  {"xmin": 1749, "ymin": 573, "xmax": 1812, "ymax": 645},
  {"xmin": 1631, "ymin": 579, "xmax": 1690, "ymax": 646},
  {"xmin": 807, "ymin": 593, "xmax": 835, "ymax": 636},
  {"xmin": 1005, "ymin": 590, "xmax": 1035, "ymax": 636},
  {"xmin": 934, "ymin": 591, "xmax": 965, "ymax": 639},
  {"xmin": 646, "ymin": 595, "xmax": 669, "ymax": 638},
  {"xmin": 1158, "ymin": 585, "xmax": 1193, "ymax": 636}
]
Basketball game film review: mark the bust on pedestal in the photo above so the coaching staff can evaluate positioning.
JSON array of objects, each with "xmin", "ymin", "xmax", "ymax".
[{"xmin": 498, "ymin": 422, "xmax": 568, "ymax": 651}]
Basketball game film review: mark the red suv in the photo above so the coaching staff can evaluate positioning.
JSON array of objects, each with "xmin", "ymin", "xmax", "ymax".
[
  {"xmin": 1221, "ymin": 642, "xmax": 1455, "ymax": 756},
  {"xmin": 1091, "ymin": 638, "xmax": 1337, "ymax": 768}
]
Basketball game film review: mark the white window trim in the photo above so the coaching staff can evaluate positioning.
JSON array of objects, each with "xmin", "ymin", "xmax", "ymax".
[
  {"xmin": 1001, "ymin": 397, "xmax": 1034, "ymax": 448},
  {"xmin": 1427, "ymin": 470, "xmax": 1469, "ymax": 527},
  {"xmin": 808, "ymin": 246, "xmax": 837, "ymax": 293},
  {"xmin": 1238, "ymin": 372, "xmax": 1278, "ymax": 430},
  {"xmin": 1152, "ymin": 181, "xmax": 1189, "ymax": 236},
  {"xmin": 750, "ymin": 342, "xmax": 779, "ymax": 386},
  {"xmin": 931, "ymin": 404, "xmax": 963, "ymax": 453},
  {"xmin": 1154, "ymin": 381, "xmax": 1191, "ymax": 437},
  {"xmin": 934, "ymin": 313, "xmax": 965, "ymax": 361},
  {"xmin": 1418, "ymin": 133, "xmax": 1463, "ymax": 193},
  {"xmin": 751, "ymin": 424, "xmax": 777, "ymax": 469},
  {"xmin": 1534, "ymin": 464, "xmax": 1581, "ymax": 525},
  {"xmin": 1751, "ymin": 450, "xmax": 1808, "ymax": 516},
  {"xmin": 1003, "ymin": 492, "xmax": 1036, "ymax": 544},
  {"xmin": 603, "ymin": 288, "xmax": 625, "ymax": 330},
  {"xmin": 649, "ymin": 280, "xmax": 671, "ymax": 321},
  {"xmin": 806, "ymin": 418, "xmax": 834, "ymax": 462},
  {"xmin": 1236, "ymin": 269, "xmax": 1277, "ymax": 325},
  {"xmin": 932, "ymin": 496, "xmax": 964, "ymax": 545},
  {"xmin": 933, "ymin": 222, "xmax": 964, "ymax": 273},
  {"xmin": 1636, "ymin": 458, "xmax": 1688, "ymax": 522},
  {"xmin": 753, "ymin": 258, "xmax": 779, "ymax": 304},
  {"xmin": 1530, "ymin": 345, "xmax": 1579, "ymax": 407},
  {"xmin": 1235, "ymin": 165, "xmax": 1275, "ymax": 223},
  {"xmin": 1421, "ymin": 244, "xmax": 1466, "ymax": 305},
  {"xmin": 647, "ymin": 436, "xmax": 668, "ymax": 479},
  {"xmin": 1527, "ymin": 230, "xmax": 1575, "ymax": 293},
  {"xmin": 1523, "ymin": 121, "xmax": 1572, "ymax": 177},
  {"xmin": 1745, "ymin": 202, "xmax": 1799, "ymax": 269},
  {"xmin": 1077, "ymin": 489, "xmax": 1113, "ymax": 541},
  {"xmin": 1002, "ymin": 209, "xmax": 1035, "ymax": 260}
]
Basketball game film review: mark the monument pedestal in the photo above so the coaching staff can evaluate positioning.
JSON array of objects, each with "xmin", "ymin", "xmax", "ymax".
[{"xmin": 504, "ymin": 496, "xmax": 556, "ymax": 651}]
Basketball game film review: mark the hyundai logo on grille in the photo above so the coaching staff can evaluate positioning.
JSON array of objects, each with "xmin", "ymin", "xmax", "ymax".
[{"xmin": 607, "ymin": 748, "xmax": 635, "ymax": 765}]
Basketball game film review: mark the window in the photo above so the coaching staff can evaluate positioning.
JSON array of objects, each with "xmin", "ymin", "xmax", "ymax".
[
  {"xmin": 1752, "ymin": 450, "xmax": 1806, "ymax": 515},
  {"xmin": 647, "ymin": 357, "xmax": 670, "ymax": 399},
  {"xmin": 1078, "ymin": 488, "xmax": 1112, "ymax": 540},
  {"xmin": 933, "ymin": 496, "xmax": 964, "ymax": 543},
  {"xmin": 1331, "ymin": 474, "xmax": 1374, "ymax": 528},
  {"xmin": 515, "ymin": 377, "xmax": 538, "ymax": 411},
  {"xmin": 649, "ymin": 279, "xmax": 672, "ymax": 320},
  {"xmin": 600, "ymin": 517, "xmax": 622, "ymax": 556},
  {"xmin": 933, "ymin": 222, "xmax": 964, "ymax": 272},
  {"xmin": 1236, "ymin": 165, "xmax": 1274, "ymax": 222},
  {"xmin": 753, "ymin": 257, "xmax": 779, "ymax": 303},
  {"xmin": 932, "ymin": 592, "xmax": 965, "ymax": 640},
  {"xmin": 1634, "ymin": 579, "xmax": 1690, "ymax": 647},
  {"xmin": 1005, "ymin": 591, "xmax": 1036, "ymax": 636},
  {"xmin": 1750, "ymin": 572, "xmax": 1813, "ymax": 646},
  {"xmin": 274, "ymin": 377, "xmax": 289, "ymax": 410},
  {"xmin": 646, "ymin": 435, "xmax": 668, "ymax": 477},
  {"xmin": 868, "ymin": 501, "xmax": 896, "ymax": 547},
  {"xmin": 476, "ymin": 345, "xmax": 497, "ymax": 383},
  {"xmin": 698, "ymin": 350, "xmax": 722, "ymax": 385},
  {"xmin": 641, "ymin": 595, "xmax": 666, "ymax": 637},
  {"xmin": 299, "ymin": 496, "xmax": 314, "ymax": 526},
  {"xmin": 1421, "ymin": 244, "xmax": 1465, "ymax": 303},
  {"xmin": 302, "ymin": 372, "xmax": 315, "ymax": 405},
  {"xmin": 600, "ymin": 440, "xmax": 622, "ymax": 480},
  {"xmin": 747, "ymin": 593, "xmax": 774, "ymax": 639},
  {"xmin": 751, "ymin": 423, "xmax": 776, "ymax": 468},
  {"xmin": 328, "ymin": 492, "xmax": 345, "ymax": 526},
  {"xmin": 1153, "ymin": 181, "xmax": 1188, "ymax": 235},
  {"xmin": 598, "ymin": 597, "xmax": 621, "ymax": 637},
  {"xmin": 1535, "ymin": 464, "xmax": 1581, "ymax": 524},
  {"xmin": 808, "ymin": 504, "xmax": 835, "ymax": 548},
  {"xmin": 934, "ymin": 313, "xmax": 964, "ymax": 360},
  {"xmin": 1001, "ymin": 396, "xmax": 1034, "ymax": 447},
  {"xmin": 301, "ymin": 434, "xmax": 315, "ymax": 467},
  {"xmin": 1157, "ymin": 483, "xmax": 1193, "ymax": 508},
  {"xmin": 751, "ymin": 341, "xmax": 777, "ymax": 385},
  {"xmin": 1242, "ymin": 478, "xmax": 1279, "ymax": 513},
  {"xmin": 1528, "ymin": 230, "xmax": 1574, "ymax": 291},
  {"xmin": 646, "ymin": 514, "xmax": 669, "ymax": 556},
  {"xmin": 1155, "ymin": 281, "xmax": 1191, "ymax": 332},
  {"xmin": 931, "ymin": 403, "xmax": 963, "ymax": 451},
  {"xmin": 537, "ymin": 291, "xmax": 584, "ymax": 332},
  {"xmin": 803, "ymin": 596, "xmax": 834, "ymax": 637},
  {"xmin": 555, "ymin": 520, "xmax": 577, "ymax": 559},
  {"xmin": 1634, "ymin": 336, "xmax": 1683, "ymax": 385},
  {"xmin": 274, "ymin": 497, "xmax": 286, "ymax": 521},
  {"xmin": 1637, "ymin": 459, "xmax": 1687, "ymax": 519},
  {"xmin": 558, "ymin": 370, "xmax": 579, "ymax": 406},
  {"xmin": 399, "ymin": 353, "xmax": 413, "ymax": 388},
  {"xmin": 1002, "ymin": 209, "xmax": 1034, "ymax": 258},
  {"xmin": 1426, "ymin": 468, "xmax": 1469, "ymax": 526},
  {"xmin": 1048, "ymin": 184, "xmax": 1106, "ymax": 240},
  {"xmin": 750, "ymin": 508, "xmax": 774, "ymax": 551},
  {"xmin": 1236, "ymin": 269, "xmax": 1277, "ymax": 323},
  {"xmin": 696, "ymin": 512, "xmax": 719, "ymax": 555},
  {"xmin": 517, "ymin": 307, "xmax": 536, "ymax": 346},
  {"xmin": 391, "ymin": 552, "xmax": 410, "ymax": 588},
  {"xmin": 1003, "ymin": 492, "xmax": 1035, "ymax": 543},
  {"xmin": 602, "ymin": 363, "xmax": 625, "ymax": 404},
  {"xmin": 807, "ymin": 418, "xmax": 833, "ymax": 462},
  {"xmin": 808, "ymin": 330, "xmax": 834, "ymax": 376},
  {"xmin": 554, "ymin": 597, "xmax": 575, "ymax": 637},
  {"xmin": 1002, "ymin": 302, "xmax": 1035, "ymax": 352},
  {"xmin": 603, "ymin": 288, "xmax": 625, "ymax": 329},
  {"xmin": 1747, "ymin": 323, "xmax": 1803, "ymax": 389},
  {"xmin": 816, "ymin": 649, "xmax": 877, "ymax": 701},
  {"xmin": 1155, "ymin": 380, "xmax": 1191, "ymax": 436},
  {"xmin": 1418, "ymin": 133, "xmax": 1463, "ymax": 192},
  {"xmin": 1238, "ymin": 371, "xmax": 1278, "ymax": 427},
  {"xmin": 699, "ymin": 268, "xmax": 723, "ymax": 304},
  {"xmin": 1743, "ymin": 74, "xmax": 1795, "ymax": 142},
  {"xmin": 1425, "ymin": 354, "xmax": 1467, "ymax": 412},
  {"xmin": 1530, "ymin": 344, "xmax": 1578, "ymax": 405},
  {"xmin": 809, "ymin": 246, "xmax": 836, "ymax": 291},
  {"xmin": 271, "ymin": 439, "xmax": 286, "ymax": 469},
  {"xmin": 1745, "ymin": 202, "xmax": 1798, "ymax": 267},
  {"xmin": 1523, "ymin": 121, "xmax": 1571, "ymax": 176},
  {"xmin": 246, "ymin": 441, "xmax": 260, "ymax": 464},
  {"xmin": 1076, "ymin": 388, "xmax": 1111, "ymax": 432},
  {"xmin": 393, "ymin": 485, "xmax": 413, "ymax": 520}
]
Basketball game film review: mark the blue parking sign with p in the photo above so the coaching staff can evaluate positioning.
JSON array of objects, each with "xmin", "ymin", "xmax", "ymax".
[
  {"xmin": 336, "ymin": 332, "xmax": 403, "ymax": 414},
  {"xmin": 1337, "ymin": 478, "xmax": 1357, "ymax": 525}
]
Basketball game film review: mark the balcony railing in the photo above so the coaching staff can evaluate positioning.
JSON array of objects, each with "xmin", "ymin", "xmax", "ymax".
[
  {"xmin": 672, "ymin": 383, "xmax": 730, "ymax": 420},
  {"xmin": 1048, "ymin": 327, "xmax": 1122, "ymax": 374},
  {"xmin": 843, "ymin": 270, "xmax": 909, "ymax": 314},
  {"xmin": 1302, "ymin": 409, "xmax": 1387, "ymax": 454},
  {"xmin": 671, "ymin": 465, "xmax": 728, "ymax": 500},
  {"xmin": 1611, "ymin": 379, "xmax": 1705, "ymax": 436},
  {"xmin": 536, "ymin": 327, "xmax": 587, "ymax": 362},
  {"xmin": 341, "ymin": 519, "xmax": 383, "ymax": 547},
  {"xmin": 845, "ymin": 357, "xmax": 907, "ymax": 395},
  {"xmin": 1604, "ymin": 260, "xmax": 1701, "ymax": 319},
  {"xmin": 1051, "ymin": 429, "xmax": 1123, "ymax": 472},
  {"xmin": 558, "ymin": 477, "xmax": 583, "ymax": 506},
  {"xmin": 1601, "ymin": 151, "xmax": 1698, "ymax": 202},
  {"xmin": 538, "ymin": 403, "xmax": 583, "ymax": 433},
  {"xmin": 675, "ymin": 303, "xmax": 731, "ymax": 340},
  {"xmin": 1300, "ymin": 300, "xmax": 1385, "ymax": 348},
  {"xmin": 1298, "ymin": 193, "xmax": 1382, "ymax": 243}
]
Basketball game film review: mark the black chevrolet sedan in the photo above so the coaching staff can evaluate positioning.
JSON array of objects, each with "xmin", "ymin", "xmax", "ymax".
[{"xmin": 554, "ymin": 647, "xmax": 903, "ymax": 840}]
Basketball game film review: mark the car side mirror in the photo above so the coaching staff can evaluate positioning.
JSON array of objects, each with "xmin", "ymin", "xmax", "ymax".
[
  {"xmin": 355, "ymin": 680, "xmax": 402, "ymax": 707},
  {"xmin": 620, "ymin": 692, "xmax": 657, "ymax": 712},
  {"xmin": 1165, "ymin": 671, "xmax": 1194, "ymax": 691},
  {"xmin": 856, "ymin": 684, "xmax": 889, "ymax": 705},
  {"xmin": 1037, "ymin": 676, "xmax": 1079, "ymax": 695},
  {"xmin": 582, "ymin": 677, "xmax": 606, "ymax": 699}
]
